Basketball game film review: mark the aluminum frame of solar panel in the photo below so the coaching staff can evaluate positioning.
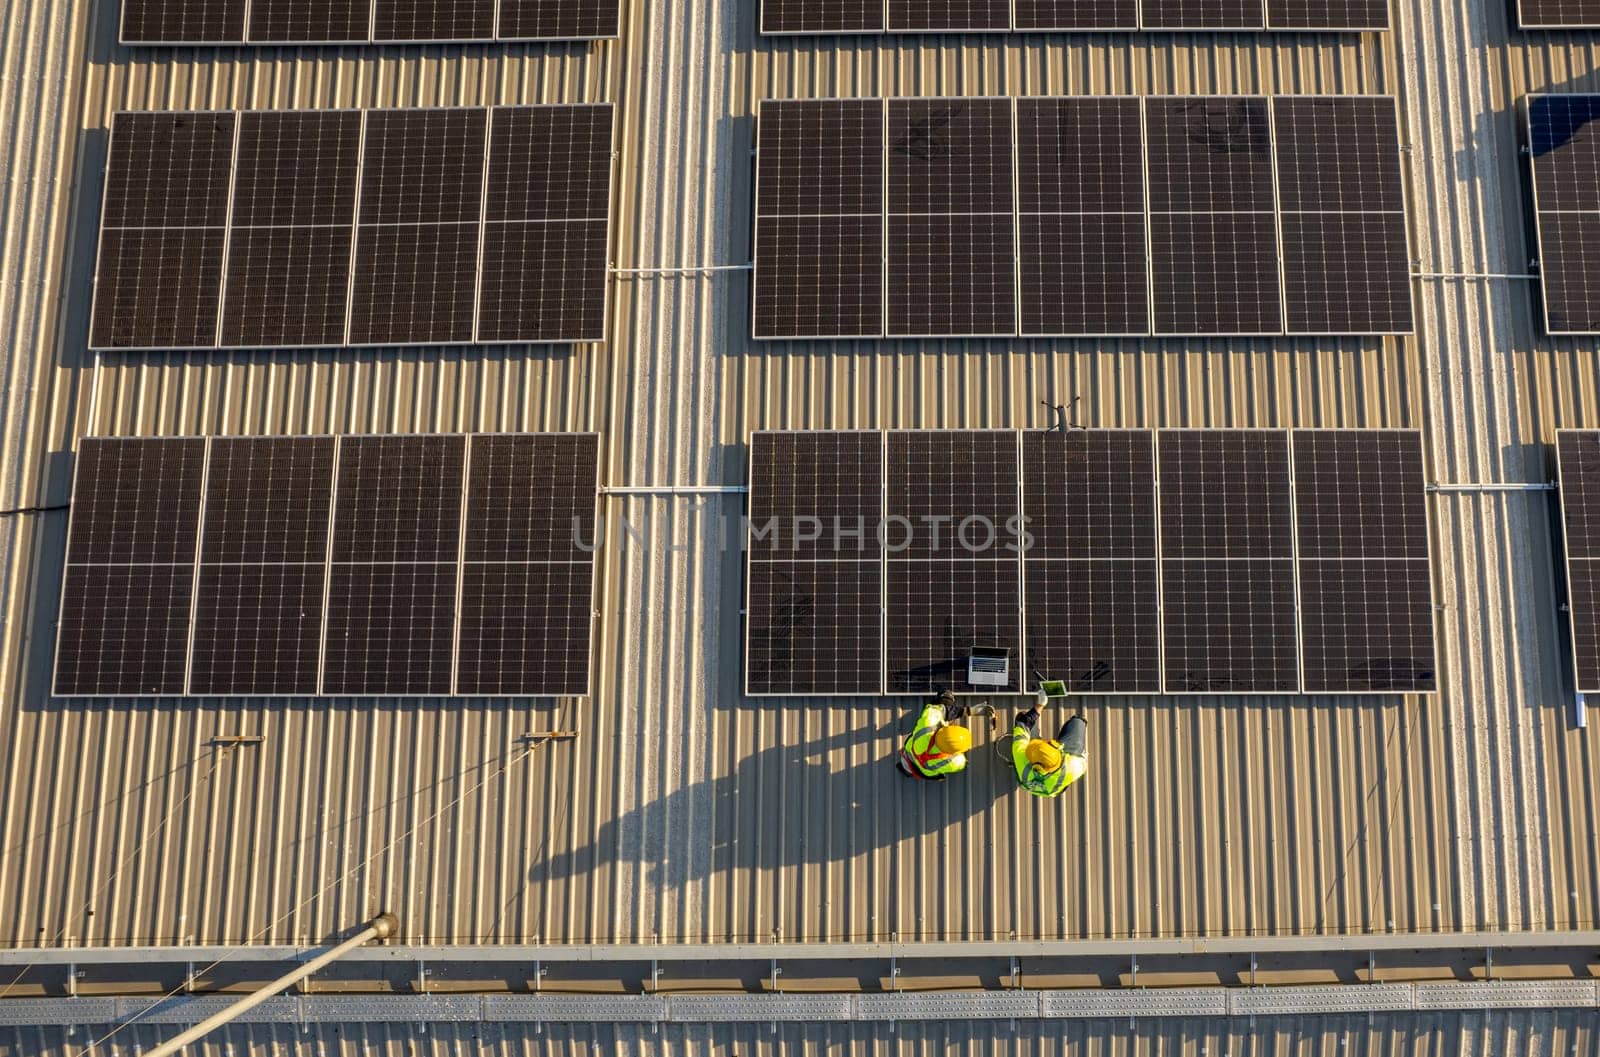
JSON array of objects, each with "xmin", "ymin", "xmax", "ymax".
[
  {"xmin": 1516, "ymin": 0, "xmax": 1600, "ymax": 28},
  {"xmin": 90, "ymin": 104, "xmax": 614, "ymax": 351},
  {"xmin": 744, "ymin": 430, "xmax": 886, "ymax": 697},
  {"xmin": 120, "ymin": 0, "xmax": 622, "ymax": 44},
  {"xmin": 1290, "ymin": 428, "xmax": 1436, "ymax": 695},
  {"xmin": 1557, "ymin": 430, "xmax": 1600, "ymax": 694},
  {"xmin": 1526, "ymin": 95, "xmax": 1600, "ymax": 334},
  {"xmin": 756, "ymin": 0, "xmax": 1385, "ymax": 33}
]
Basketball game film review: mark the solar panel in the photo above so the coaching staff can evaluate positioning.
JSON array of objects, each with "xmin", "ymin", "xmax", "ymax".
[
  {"xmin": 753, "ymin": 95, "xmax": 1411, "ymax": 341},
  {"xmin": 753, "ymin": 100, "xmax": 885, "ymax": 339},
  {"xmin": 1158, "ymin": 430, "xmax": 1299, "ymax": 693},
  {"xmin": 53, "ymin": 432, "xmax": 600, "ymax": 698},
  {"xmin": 1292, "ymin": 430, "xmax": 1435, "ymax": 692},
  {"xmin": 1518, "ymin": 0, "xmax": 1600, "ymax": 27},
  {"xmin": 123, "ymin": 0, "xmax": 620, "ymax": 42},
  {"xmin": 1558, "ymin": 430, "xmax": 1600, "ymax": 693},
  {"xmin": 761, "ymin": 0, "xmax": 1384, "ymax": 31},
  {"xmin": 91, "ymin": 105, "xmax": 614, "ymax": 350},
  {"xmin": 1022, "ymin": 430, "xmax": 1160, "ymax": 693},
  {"xmin": 1527, "ymin": 96, "xmax": 1600, "ymax": 333},
  {"xmin": 747, "ymin": 431, "xmax": 883, "ymax": 558},
  {"xmin": 53, "ymin": 439, "xmax": 207, "ymax": 697}
]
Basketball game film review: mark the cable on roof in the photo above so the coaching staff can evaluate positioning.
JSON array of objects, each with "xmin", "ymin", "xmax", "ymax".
[{"xmin": 0, "ymin": 504, "xmax": 68, "ymax": 519}]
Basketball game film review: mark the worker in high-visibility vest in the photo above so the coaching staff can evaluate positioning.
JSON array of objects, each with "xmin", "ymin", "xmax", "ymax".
[
  {"xmin": 896, "ymin": 690, "xmax": 973, "ymax": 780},
  {"xmin": 1011, "ymin": 696, "xmax": 1087, "ymax": 797}
]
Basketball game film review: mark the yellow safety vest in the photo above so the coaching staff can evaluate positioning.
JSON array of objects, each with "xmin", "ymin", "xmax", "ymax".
[
  {"xmin": 1010, "ymin": 725, "xmax": 1087, "ymax": 798},
  {"xmin": 902, "ymin": 704, "xmax": 967, "ymax": 778}
]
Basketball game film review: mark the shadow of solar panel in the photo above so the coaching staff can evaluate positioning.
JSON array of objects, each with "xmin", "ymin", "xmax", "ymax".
[
  {"xmin": 1013, "ymin": 0, "xmax": 1137, "ymax": 28},
  {"xmin": 1161, "ymin": 559, "xmax": 1299, "ymax": 693},
  {"xmin": 122, "ymin": 0, "xmax": 245, "ymax": 40},
  {"xmin": 67, "ymin": 439, "xmax": 207, "ymax": 563},
  {"xmin": 477, "ymin": 220, "xmax": 608, "ymax": 342},
  {"xmin": 1022, "ymin": 430, "xmax": 1156, "ymax": 558},
  {"xmin": 333, "ymin": 435, "xmax": 465, "ymax": 563},
  {"xmin": 249, "ymin": 0, "xmax": 370, "ymax": 40},
  {"xmin": 500, "ymin": 0, "xmax": 622, "ymax": 37},
  {"xmin": 1298, "ymin": 559, "xmax": 1435, "ymax": 693},
  {"xmin": 323, "ymin": 563, "xmax": 459, "ymax": 695},
  {"xmin": 54, "ymin": 565, "xmax": 195, "ymax": 696},
  {"xmin": 887, "ymin": 0, "xmax": 1009, "ymax": 29},
  {"xmin": 349, "ymin": 223, "xmax": 480, "ymax": 345},
  {"xmin": 1025, "ymin": 559, "xmax": 1160, "ymax": 693},
  {"xmin": 457, "ymin": 563, "xmax": 594, "ymax": 696},
  {"xmin": 886, "ymin": 431, "xmax": 1019, "ymax": 560},
  {"xmin": 749, "ymin": 431, "xmax": 883, "ymax": 559},
  {"xmin": 221, "ymin": 227, "xmax": 354, "ymax": 347},
  {"xmin": 466, "ymin": 434, "xmax": 599, "ymax": 563},
  {"xmin": 762, "ymin": 0, "xmax": 884, "ymax": 30},
  {"xmin": 1519, "ymin": 0, "xmax": 1600, "ymax": 25},
  {"xmin": 189, "ymin": 564, "xmax": 326, "ymax": 695},
  {"xmin": 1559, "ymin": 431, "xmax": 1600, "ymax": 559},
  {"xmin": 886, "ymin": 560, "xmax": 1021, "ymax": 693},
  {"xmin": 374, "ymin": 0, "xmax": 495, "ymax": 39},
  {"xmin": 746, "ymin": 562, "xmax": 884, "ymax": 694},
  {"xmin": 1140, "ymin": 0, "xmax": 1264, "ymax": 26},
  {"xmin": 1159, "ymin": 430, "xmax": 1292, "ymax": 559}
]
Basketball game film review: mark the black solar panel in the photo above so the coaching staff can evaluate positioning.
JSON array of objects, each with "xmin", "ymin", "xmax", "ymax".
[
  {"xmin": 202, "ymin": 437, "xmax": 336, "ymax": 564},
  {"xmin": 1026, "ymin": 559, "xmax": 1161, "ymax": 693},
  {"xmin": 1159, "ymin": 430, "xmax": 1298, "ymax": 693},
  {"xmin": 332, "ymin": 436, "xmax": 465, "ymax": 563},
  {"xmin": 886, "ymin": 430, "xmax": 1019, "ymax": 560},
  {"xmin": 1022, "ymin": 430, "xmax": 1156, "ymax": 559},
  {"xmin": 761, "ymin": 0, "xmax": 1380, "ymax": 32},
  {"xmin": 755, "ymin": 95, "xmax": 1408, "ymax": 340},
  {"xmin": 457, "ymin": 562, "xmax": 594, "ymax": 696},
  {"xmin": 887, "ymin": 560, "xmax": 1022, "ymax": 693},
  {"xmin": 746, "ymin": 562, "xmax": 884, "ymax": 694},
  {"xmin": 749, "ymin": 431, "xmax": 883, "ymax": 558},
  {"xmin": 1528, "ymin": 96, "xmax": 1600, "ymax": 333},
  {"xmin": 54, "ymin": 439, "xmax": 206, "ymax": 697},
  {"xmin": 124, "ymin": 0, "xmax": 619, "ymax": 42},
  {"xmin": 1292, "ymin": 430, "xmax": 1434, "ymax": 693},
  {"xmin": 323, "ymin": 562, "xmax": 459, "ymax": 696},
  {"xmin": 1558, "ymin": 430, "xmax": 1600, "ymax": 692},
  {"xmin": 92, "ymin": 105, "xmax": 613, "ymax": 350},
  {"xmin": 1273, "ymin": 97, "xmax": 1412, "ymax": 334},
  {"xmin": 754, "ymin": 100, "xmax": 885, "ymax": 339},
  {"xmin": 1518, "ymin": 0, "xmax": 1600, "ymax": 26}
]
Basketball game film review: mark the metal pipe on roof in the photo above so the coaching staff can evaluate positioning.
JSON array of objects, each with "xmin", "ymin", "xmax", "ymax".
[
  {"xmin": 1427, "ymin": 483, "xmax": 1556, "ymax": 492},
  {"xmin": 134, "ymin": 914, "xmax": 396, "ymax": 1057},
  {"xmin": 601, "ymin": 486, "xmax": 747, "ymax": 495},
  {"xmin": 610, "ymin": 264, "xmax": 753, "ymax": 275},
  {"xmin": 1412, "ymin": 272, "xmax": 1539, "ymax": 279}
]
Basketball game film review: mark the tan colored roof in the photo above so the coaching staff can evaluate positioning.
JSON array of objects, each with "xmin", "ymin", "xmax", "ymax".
[{"xmin": 0, "ymin": 0, "xmax": 1595, "ymax": 960}]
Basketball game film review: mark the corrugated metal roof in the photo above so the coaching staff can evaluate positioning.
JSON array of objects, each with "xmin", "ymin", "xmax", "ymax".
[
  {"xmin": 0, "ymin": 0, "xmax": 1597, "ymax": 967},
  {"xmin": 5, "ymin": 1012, "xmax": 1599, "ymax": 1057}
]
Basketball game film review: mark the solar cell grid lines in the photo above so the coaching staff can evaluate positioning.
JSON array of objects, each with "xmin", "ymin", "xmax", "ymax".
[
  {"xmin": 1558, "ymin": 430, "xmax": 1600, "ymax": 692},
  {"xmin": 1518, "ymin": 0, "xmax": 1600, "ymax": 26},
  {"xmin": 748, "ymin": 431, "xmax": 883, "ymax": 558},
  {"xmin": 753, "ymin": 95, "xmax": 1412, "ymax": 340},
  {"xmin": 1528, "ymin": 96, "xmax": 1600, "ymax": 333},
  {"xmin": 1021, "ymin": 429, "xmax": 1156, "ymax": 559},
  {"xmin": 760, "ymin": 0, "xmax": 1384, "ymax": 30},
  {"xmin": 886, "ymin": 430, "xmax": 1019, "ymax": 559},
  {"xmin": 53, "ymin": 433, "xmax": 600, "ymax": 698},
  {"xmin": 92, "ymin": 105, "xmax": 614, "ymax": 350},
  {"xmin": 1158, "ymin": 430, "xmax": 1292, "ymax": 559},
  {"xmin": 122, "ymin": 0, "xmax": 621, "ymax": 42}
]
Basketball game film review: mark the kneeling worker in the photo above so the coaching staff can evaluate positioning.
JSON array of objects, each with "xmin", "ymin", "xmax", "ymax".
[
  {"xmin": 897, "ymin": 690, "xmax": 972, "ymax": 780},
  {"xmin": 1011, "ymin": 696, "xmax": 1088, "ymax": 797}
]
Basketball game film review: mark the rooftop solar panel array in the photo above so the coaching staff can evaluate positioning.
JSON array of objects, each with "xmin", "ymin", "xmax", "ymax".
[
  {"xmin": 745, "ymin": 428, "xmax": 1437, "ymax": 697},
  {"xmin": 91, "ymin": 105, "xmax": 613, "ymax": 350},
  {"xmin": 1527, "ymin": 95, "xmax": 1600, "ymax": 334},
  {"xmin": 762, "ymin": 0, "xmax": 1387, "ymax": 32},
  {"xmin": 1517, "ymin": 0, "xmax": 1600, "ymax": 27},
  {"xmin": 753, "ymin": 96, "xmax": 1413, "ymax": 340},
  {"xmin": 121, "ymin": 0, "xmax": 621, "ymax": 43},
  {"xmin": 53, "ymin": 433, "xmax": 600, "ymax": 698},
  {"xmin": 1558, "ymin": 431, "xmax": 1600, "ymax": 694}
]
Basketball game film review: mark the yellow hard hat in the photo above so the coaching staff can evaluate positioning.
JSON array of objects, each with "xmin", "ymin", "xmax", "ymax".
[
  {"xmin": 935, "ymin": 724, "xmax": 972, "ymax": 754},
  {"xmin": 1026, "ymin": 739, "xmax": 1064, "ymax": 773}
]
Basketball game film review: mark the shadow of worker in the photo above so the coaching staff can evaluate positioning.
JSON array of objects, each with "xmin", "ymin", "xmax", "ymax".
[{"xmin": 528, "ymin": 710, "xmax": 1018, "ymax": 896}]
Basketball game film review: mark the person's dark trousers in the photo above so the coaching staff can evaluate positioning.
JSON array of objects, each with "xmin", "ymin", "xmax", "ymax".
[{"xmin": 1061, "ymin": 715, "xmax": 1087, "ymax": 756}]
